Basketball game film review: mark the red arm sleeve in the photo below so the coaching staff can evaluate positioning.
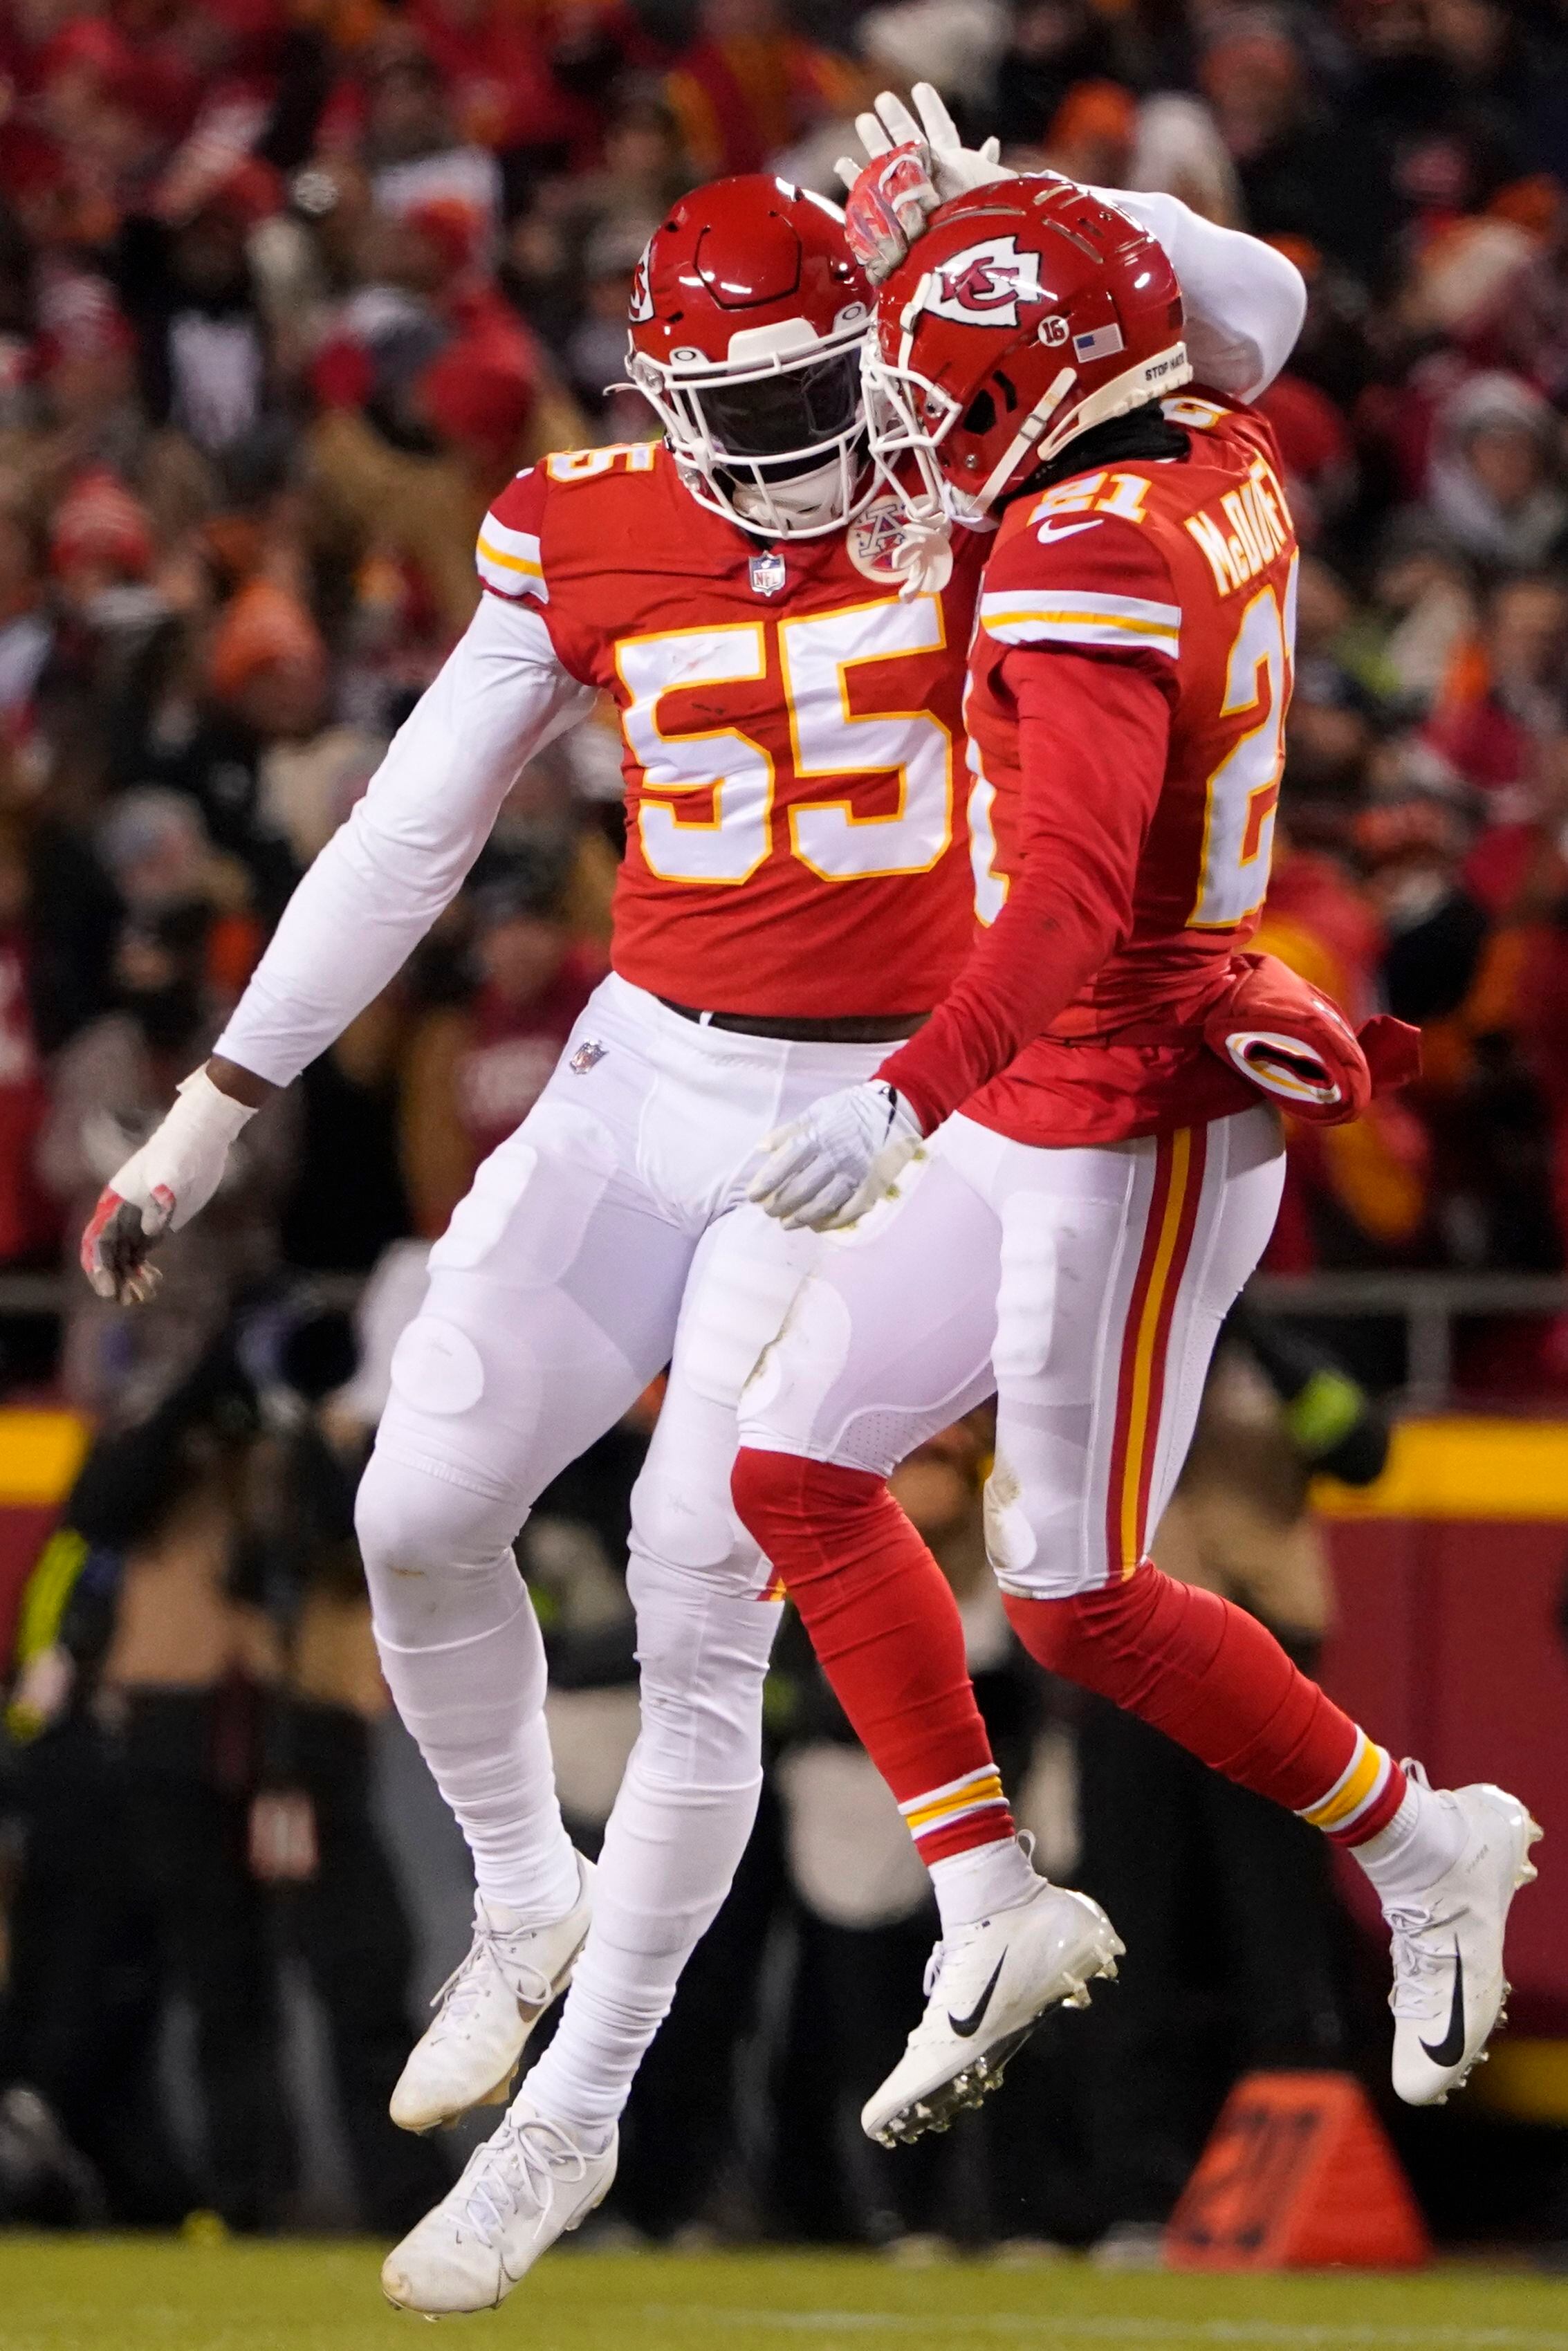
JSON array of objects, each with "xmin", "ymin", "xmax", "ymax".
[{"xmin": 876, "ymin": 648, "xmax": 1172, "ymax": 1132}]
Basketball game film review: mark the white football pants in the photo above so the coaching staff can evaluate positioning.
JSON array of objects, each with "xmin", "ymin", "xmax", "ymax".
[
  {"xmin": 740, "ymin": 1105, "xmax": 1285, "ymax": 1594},
  {"xmin": 353, "ymin": 974, "xmax": 890, "ymax": 2132}
]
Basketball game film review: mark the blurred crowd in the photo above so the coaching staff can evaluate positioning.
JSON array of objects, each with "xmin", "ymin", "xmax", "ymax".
[{"xmin": 0, "ymin": 0, "xmax": 1564, "ymax": 1399}]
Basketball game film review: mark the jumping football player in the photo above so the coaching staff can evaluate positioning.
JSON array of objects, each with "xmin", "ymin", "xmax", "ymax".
[
  {"xmin": 734, "ymin": 163, "xmax": 1540, "ymax": 2150},
  {"xmin": 81, "ymin": 130, "xmax": 1306, "ymax": 2307}
]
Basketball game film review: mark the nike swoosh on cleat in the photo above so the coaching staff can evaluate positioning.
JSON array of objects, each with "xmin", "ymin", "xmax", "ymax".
[
  {"xmin": 1420, "ymin": 1944, "xmax": 1466, "ymax": 2068},
  {"xmin": 948, "ymin": 1953, "xmax": 1006, "ymax": 2039}
]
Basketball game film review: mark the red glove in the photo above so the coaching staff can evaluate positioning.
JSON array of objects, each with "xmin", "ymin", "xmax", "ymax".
[
  {"xmin": 842, "ymin": 142, "xmax": 941, "ymax": 283},
  {"xmin": 1203, "ymin": 953, "xmax": 1421, "ymax": 1126}
]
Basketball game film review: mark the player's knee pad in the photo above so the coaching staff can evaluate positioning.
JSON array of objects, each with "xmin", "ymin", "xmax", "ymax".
[
  {"xmin": 629, "ymin": 1444, "xmax": 768, "ymax": 1588},
  {"xmin": 983, "ymin": 1472, "xmax": 1092, "ymax": 1598},
  {"xmin": 355, "ymin": 1446, "xmax": 528, "ymax": 1649},
  {"xmin": 625, "ymin": 1551, "xmax": 780, "ymax": 1782}
]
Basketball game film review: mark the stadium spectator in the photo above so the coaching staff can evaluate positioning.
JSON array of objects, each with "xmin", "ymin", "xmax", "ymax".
[
  {"xmin": 664, "ymin": 0, "xmax": 856, "ymax": 178},
  {"xmin": 37, "ymin": 893, "xmax": 298, "ymax": 1408},
  {"xmin": 399, "ymin": 856, "xmax": 605, "ymax": 1237},
  {"xmin": 0, "ymin": 813, "xmax": 59, "ymax": 1269}
]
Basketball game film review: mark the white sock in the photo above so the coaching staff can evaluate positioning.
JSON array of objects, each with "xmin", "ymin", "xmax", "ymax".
[
  {"xmin": 480, "ymin": 1868, "xmax": 584, "ymax": 1939},
  {"xmin": 526, "ymin": 1560, "xmax": 780, "ymax": 2137},
  {"xmin": 1352, "ymin": 1778, "xmax": 1467, "ymax": 1907},
  {"xmin": 928, "ymin": 1834, "xmax": 1040, "ymax": 1935}
]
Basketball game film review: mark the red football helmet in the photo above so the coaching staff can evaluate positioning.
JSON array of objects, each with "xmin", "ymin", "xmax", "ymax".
[
  {"xmin": 864, "ymin": 176, "xmax": 1192, "ymax": 523},
  {"xmin": 625, "ymin": 174, "xmax": 876, "ymax": 540}
]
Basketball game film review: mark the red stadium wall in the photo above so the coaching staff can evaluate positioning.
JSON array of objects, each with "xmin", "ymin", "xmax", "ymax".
[
  {"xmin": 1314, "ymin": 1421, "xmax": 1568, "ymax": 2119},
  {"xmin": 0, "ymin": 1413, "xmax": 89, "ymax": 1662}
]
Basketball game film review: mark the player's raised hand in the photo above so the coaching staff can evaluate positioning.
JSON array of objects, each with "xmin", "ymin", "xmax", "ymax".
[
  {"xmin": 80, "ymin": 1067, "xmax": 259, "ymax": 1304},
  {"xmin": 748, "ymin": 1080, "xmax": 924, "ymax": 1231},
  {"xmin": 836, "ymin": 84, "xmax": 1010, "ymax": 283}
]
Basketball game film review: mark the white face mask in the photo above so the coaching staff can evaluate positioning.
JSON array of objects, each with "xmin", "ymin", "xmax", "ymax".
[{"xmin": 627, "ymin": 324, "xmax": 880, "ymax": 542}]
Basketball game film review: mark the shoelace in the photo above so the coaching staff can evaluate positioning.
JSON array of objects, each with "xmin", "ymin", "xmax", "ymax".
[
  {"xmin": 1385, "ymin": 1897, "xmax": 1464, "ymax": 2020},
  {"xmin": 906, "ymin": 1924, "xmax": 988, "ymax": 2045},
  {"xmin": 457, "ymin": 2113, "xmax": 590, "ymax": 2246},
  {"xmin": 430, "ymin": 1920, "xmax": 555, "ymax": 2025},
  {"xmin": 1383, "ymin": 1764, "xmax": 1467, "ymax": 2022}
]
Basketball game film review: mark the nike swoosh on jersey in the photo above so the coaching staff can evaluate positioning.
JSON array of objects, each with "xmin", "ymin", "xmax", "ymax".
[
  {"xmin": 1034, "ymin": 517, "xmax": 1105, "ymax": 545},
  {"xmin": 1419, "ymin": 1944, "xmax": 1466, "ymax": 2067},
  {"xmin": 948, "ymin": 1953, "xmax": 1007, "ymax": 2039}
]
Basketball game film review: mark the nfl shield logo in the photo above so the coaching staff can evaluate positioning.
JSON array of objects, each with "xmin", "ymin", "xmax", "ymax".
[
  {"xmin": 748, "ymin": 550, "xmax": 786, "ymax": 597},
  {"xmin": 569, "ymin": 1040, "xmax": 605, "ymax": 1073}
]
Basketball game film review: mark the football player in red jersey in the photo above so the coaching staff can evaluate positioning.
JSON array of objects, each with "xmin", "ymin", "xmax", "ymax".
[
  {"xmin": 78, "ymin": 134, "xmax": 1307, "ymax": 2305},
  {"xmin": 735, "ymin": 167, "xmax": 1539, "ymax": 2147}
]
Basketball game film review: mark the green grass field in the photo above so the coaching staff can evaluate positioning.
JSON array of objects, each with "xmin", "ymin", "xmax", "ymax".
[{"xmin": 3, "ymin": 2238, "xmax": 1568, "ymax": 2351}]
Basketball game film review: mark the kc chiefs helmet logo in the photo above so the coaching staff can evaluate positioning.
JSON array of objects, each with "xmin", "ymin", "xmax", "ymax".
[
  {"xmin": 926, "ymin": 236, "xmax": 1047, "ymax": 329},
  {"xmin": 629, "ymin": 241, "xmax": 655, "ymax": 323}
]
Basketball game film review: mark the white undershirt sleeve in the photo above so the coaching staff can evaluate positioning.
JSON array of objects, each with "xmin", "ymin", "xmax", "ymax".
[
  {"xmin": 1090, "ymin": 185, "xmax": 1308, "ymax": 402},
  {"xmin": 214, "ymin": 594, "xmax": 595, "ymax": 1087}
]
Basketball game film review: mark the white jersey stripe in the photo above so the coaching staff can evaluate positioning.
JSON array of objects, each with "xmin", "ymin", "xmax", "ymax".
[
  {"xmin": 479, "ymin": 514, "xmax": 544, "ymax": 564},
  {"xmin": 979, "ymin": 588, "xmax": 1181, "ymax": 629}
]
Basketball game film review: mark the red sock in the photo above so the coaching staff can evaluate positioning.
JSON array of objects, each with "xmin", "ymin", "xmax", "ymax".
[
  {"xmin": 1003, "ymin": 1565, "xmax": 1405, "ymax": 1845},
  {"xmin": 732, "ymin": 1448, "xmax": 1015, "ymax": 1864}
]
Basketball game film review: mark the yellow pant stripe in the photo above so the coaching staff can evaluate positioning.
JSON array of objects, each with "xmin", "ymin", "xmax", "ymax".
[{"xmin": 1118, "ymin": 1129, "xmax": 1194, "ymax": 1575}]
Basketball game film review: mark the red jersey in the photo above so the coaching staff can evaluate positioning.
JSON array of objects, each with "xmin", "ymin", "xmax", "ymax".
[
  {"xmin": 477, "ymin": 445, "xmax": 981, "ymax": 1020},
  {"xmin": 880, "ymin": 396, "xmax": 1298, "ymax": 1145}
]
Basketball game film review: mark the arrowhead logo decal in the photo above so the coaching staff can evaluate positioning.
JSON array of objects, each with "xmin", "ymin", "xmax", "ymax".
[
  {"xmin": 928, "ymin": 237, "xmax": 1046, "ymax": 329},
  {"xmin": 629, "ymin": 241, "xmax": 655, "ymax": 324}
]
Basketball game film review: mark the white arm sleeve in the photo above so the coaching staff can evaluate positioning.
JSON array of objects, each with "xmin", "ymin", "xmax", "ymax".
[
  {"xmin": 1090, "ymin": 185, "xmax": 1307, "ymax": 402},
  {"xmin": 214, "ymin": 594, "xmax": 595, "ymax": 1087}
]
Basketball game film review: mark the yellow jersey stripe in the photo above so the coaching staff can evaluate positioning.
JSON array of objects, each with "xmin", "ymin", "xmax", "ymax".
[
  {"xmin": 477, "ymin": 537, "xmax": 544, "ymax": 578},
  {"xmin": 982, "ymin": 610, "xmax": 1179, "ymax": 641},
  {"xmin": 979, "ymin": 589, "xmax": 1180, "ymax": 627}
]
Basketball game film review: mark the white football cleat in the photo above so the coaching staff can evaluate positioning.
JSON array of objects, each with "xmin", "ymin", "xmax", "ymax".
[
  {"xmin": 863, "ymin": 1880, "xmax": 1123, "ymax": 2146},
  {"xmin": 1385, "ymin": 1777, "xmax": 1540, "ymax": 2107},
  {"xmin": 390, "ymin": 1860, "xmax": 593, "ymax": 2133},
  {"xmin": 380, "ymin": 2093, "xmax": 616, "ymax": 2314}
]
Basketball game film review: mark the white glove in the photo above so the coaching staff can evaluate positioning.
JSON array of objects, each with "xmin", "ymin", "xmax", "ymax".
[
  {"xmin": 80, "ymin": 1067, "xmax": 257, "ymax": 1303},
  {"xmin": 748, "ymin": 1080, "xmax": 924, "ymax": 1232},
  {"xmin": 836, "ymin": 84, "xmax": 1014, "ymax": 283}
]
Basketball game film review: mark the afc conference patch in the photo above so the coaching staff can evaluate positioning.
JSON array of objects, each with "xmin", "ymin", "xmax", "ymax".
[{"xmin": 848, "ymin": 496, "xmax": 910, "ymax": 584}]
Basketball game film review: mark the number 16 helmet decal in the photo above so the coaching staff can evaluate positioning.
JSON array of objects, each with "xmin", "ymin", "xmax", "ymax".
[
  {"xmin": 627, "ymin": 175, "xmax": 877, "ymax": 541},
  {"xmin": 864, "ymin": 177, "xmax": 1192, "ymax": 524}
]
